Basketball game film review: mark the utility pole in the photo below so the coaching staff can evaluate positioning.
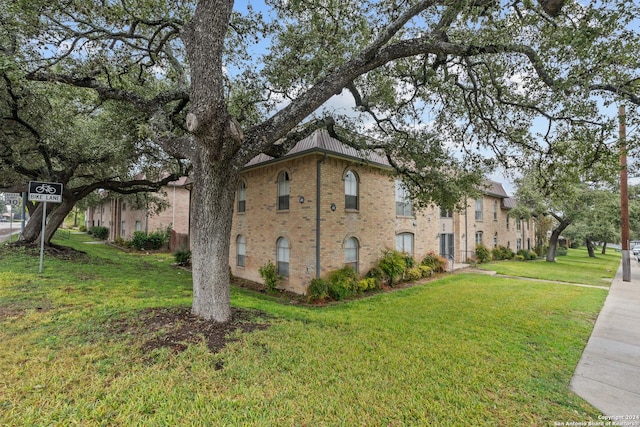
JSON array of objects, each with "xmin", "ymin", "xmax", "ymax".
[{"xmin": 620, "ymin": 105, "xmax": 631, "ymax": 282}]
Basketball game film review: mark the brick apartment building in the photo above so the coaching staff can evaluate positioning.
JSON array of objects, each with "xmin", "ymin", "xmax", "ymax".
[
  {"xmin": 85, "ymin": 130, "xmax": 536, "ymax": 294},
  {"xmin": 85, "ymin": 176, "xmax": 191, "ymax": 243},
  {"xmin": 229, "ymin": 129, "xmax": 536, "ymax": 294}
]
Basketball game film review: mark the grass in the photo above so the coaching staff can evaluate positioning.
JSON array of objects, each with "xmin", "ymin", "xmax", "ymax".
[
  {"xmin": 477, "ymin": 246, "xmax": 620, "ymax": 287},
  {"xmin": 0, "ymin": 233, "xmax": 611, "ymax": 425}
]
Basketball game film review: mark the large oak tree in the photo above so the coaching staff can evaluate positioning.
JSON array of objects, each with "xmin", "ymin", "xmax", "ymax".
[
  {"xmin": 0, "ymin": 67, "xmax": 188, "ymax": 244},
  {"xmin": 3, "ymin": 0, "xmax": 640, "ymax": 322}
]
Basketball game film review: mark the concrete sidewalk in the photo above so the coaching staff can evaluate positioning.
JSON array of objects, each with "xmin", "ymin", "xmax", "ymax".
[
  {"xmin": 0, "ymin": 230, "xmax": 20, "ymax": 244},
  {"xmin": 570, "ymin": 257, "xmax": 640, "ymax": 416}
]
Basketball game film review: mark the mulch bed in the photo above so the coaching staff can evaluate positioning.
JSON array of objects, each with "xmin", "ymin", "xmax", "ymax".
[{"xmin": 109, "ymin": 306, "xmax": 271, "ymax": 358}]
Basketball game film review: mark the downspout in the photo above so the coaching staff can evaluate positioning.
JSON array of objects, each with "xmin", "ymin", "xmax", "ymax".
[
  {"xmin": 464, "ymin": 203, "xmax": 468, "ymax": 262},
  {"xmin": 316, "ymin": 153, "xmax": 327, "ymax": 278}
]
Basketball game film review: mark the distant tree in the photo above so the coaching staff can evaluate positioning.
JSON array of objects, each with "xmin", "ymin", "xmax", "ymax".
[
  {"xmin": 563, "ymin": 189, "xmax": 619, "ymax": 257},
  {"xmin": 512, "ymin": 134, "xmax": 618, "ymax": 261},
  {"xmin": 0, "ymin": 67, "xmax": 188, "ymax": 244}
]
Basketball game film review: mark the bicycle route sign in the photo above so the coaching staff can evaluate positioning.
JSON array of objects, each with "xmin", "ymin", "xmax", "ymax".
[{"xmin": 28, "ymin": 181, "xmax": 63, "ymax": 203}]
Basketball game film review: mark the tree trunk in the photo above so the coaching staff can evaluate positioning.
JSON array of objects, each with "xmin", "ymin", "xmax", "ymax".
[
  {"xmin": 546, "ymin": 219, "xmax": 571, "ymax": 262},
  {"xmin": 601, "ymin": 242, "xmax": 607, "ymax": 254},
  {"xmin": 586, "ymin": 238, "xmax": 595, "ymax": 257},
  {"xmin": 17, "ymin": 192, "xmax": 76, "ymax": 245},
  {"xmin": 18, "ymin": 202, "xmax": 44, "ymax": 243},
  {"xmin": 43, "ymin": 195, "xmax": 76, "ymax": 243},
  {"xmin": 546, "ymin": 230, "xmax": 560, "ymax": 262},
  {"xmin": 189, "ymin": 145, "xmax": 239, "ymax": 323}
]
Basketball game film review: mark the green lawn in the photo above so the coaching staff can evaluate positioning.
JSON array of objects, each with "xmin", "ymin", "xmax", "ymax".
[
  {"xmin": 477, "ymin": 246, "xmax": 620, "ymax": 287},
  {"xmin": 0, "ymin": 234, "xmax": 610, "ymax": 425}
]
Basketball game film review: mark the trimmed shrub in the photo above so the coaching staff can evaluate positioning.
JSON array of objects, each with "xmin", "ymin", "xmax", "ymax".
[
  {"xmin": 515, "ymin": 255, "xmax": 525, "ymax": 261},
  {"xmin": 556, "ymin": 246, "xmax": 568, "ymax": 256},
  {"xmin": 307, "ymin": 278, "xmax": 329, "ymax": 303},
  {"xmin": 419, "ymin": 265, "xmax": 432, "ymax": 278},
  {"xmin": 259, "ymin": 261, "xmax": 280, "ymax": 293},
  {"xmin": 366, "ymin": 267, "xmax": 384, "ymax": 280},
  {"xmin": 377, "ymin": 249, "xmax": 407, "ymax": 286},
  {"xmin": 491, "ymin": 245, "xmax": 514, "ymax": 261},
  {"xmin": 326, "ymin": 266, "xmax": 358, "ymax": 300},
  {"xmin": 130, "ymin": 230, "xmax": 168, "ymax": 250},
  {"xmin": 174, "ymin": 249, "xmax": 191, "ymax": 266},
  {"xmin": 403, "ymin": 255, "xmax": 416, "ymax": 269},
  {"xmin": 517, "ymin": 249, "xmax": 537, "ymax": 261},
  {"xmin": 403, "ymin": 266, "xmax": 423, "ymax": 282},
  {"xmin": 421, "ymin": 252, "xmax": 447, "ymax": 273},
  {"xmin": 146, "ymin": 230, "xmax": 167, "ymax": 250},
  {"xmin": 475, "ymin": 244, "xmax": 491, "ymax": 264},
  {"xmin": 357, "ymin": 277, "xmax": 379, "ymax": 292},
  {"xmin": 79, "ymin": 225, "xmax": 87, "ymax": 232},
  {"xmin": 88, "ymin": 226, "xmax": 108, "ymax": 240},
  {"xmin": 131, "ymin": 231, "xmax": 148, "ymax": 250}
]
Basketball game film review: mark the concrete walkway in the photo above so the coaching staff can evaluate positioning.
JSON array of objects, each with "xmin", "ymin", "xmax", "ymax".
[
  {"xmin": 0, "ymin": 230, "xmax": 20, "ymax": 244},
  {"xmin": 570, "ymin": 258, "xmax": 640, "ymax": 417}
]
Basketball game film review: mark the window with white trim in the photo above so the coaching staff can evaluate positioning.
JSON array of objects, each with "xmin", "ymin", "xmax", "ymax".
[
  {"xmin": 396, "ymin": 232, "xmax": 414, "ymax": 255},
  {"xmin": 277, "ymin": 171, "xmax": 290, "ymax": 210},
  {"xmin": 475, "ymin": 198, "xmax": 483, "ymax": 221},
  {"xmin": 395, "ymin": 180, "xmax": 413, "ymax": 217},
  {"xmin": 237, "ymin": 235, "xmax": 246, "ymax": 267},
  {"xmin": 237, "ymin": 181, "xmax": 246, "ymax": 213},
  {"xmin": 276, "ymin": 237, "xmax": 290, "ymax": 277},
  {"xmin": 344, "ymin": 237, "xmax": 359, "ymax": 272},
  {"xmin": 345, "ymin": 170, "xmax": 359, "ymax": 210}
]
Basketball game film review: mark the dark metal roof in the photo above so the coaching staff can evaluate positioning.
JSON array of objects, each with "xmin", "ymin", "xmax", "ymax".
[
  {"xmin": 502, "ymin": 197, "xmax": 517, "ymax": 209},
  {"xmin": 243, "ymin": 129, "xmax": 391, "ymax": 170},
  {"xmin": 483, "ymin": 180, "xmax": 509, "ymax": 198}
]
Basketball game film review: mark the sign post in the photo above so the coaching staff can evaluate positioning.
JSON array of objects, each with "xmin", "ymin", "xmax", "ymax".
[
  {"xmin": 3, "ymin": 193, "xmax": 20, "ymax": 242},
  {"xmin": 28, "ymin": 182, "xmax": 63, "ymax": 273}
]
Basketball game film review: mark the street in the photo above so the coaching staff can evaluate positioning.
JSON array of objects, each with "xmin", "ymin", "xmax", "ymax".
[{"xmin": 0, "ymin": 221, "xmax": 22, "ymax": 243}]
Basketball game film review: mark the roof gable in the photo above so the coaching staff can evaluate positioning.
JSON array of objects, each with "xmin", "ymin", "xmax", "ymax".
[{"xmin": 243, "ymin": 129, "xmax": 391, "ymax": 170}]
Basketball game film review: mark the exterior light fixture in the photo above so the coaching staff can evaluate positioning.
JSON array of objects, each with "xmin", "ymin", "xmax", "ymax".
[
  {"xmin": 299, "ymin": 196, "xmax": 305, "ymax": 204},
  {"xmin": 330, "ymin": 203, "xmax": 337, "ymax": 211}
]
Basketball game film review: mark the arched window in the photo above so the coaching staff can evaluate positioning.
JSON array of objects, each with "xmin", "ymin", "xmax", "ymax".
[
  {"xmin": 237, "ymin": 235, "xmax": 246, "ymax": 267},
  {"xmin": 277, "ymin": 171, "xmax": 290, "ymax": 210},
  {"xmin": 345, "ymin": 170, "xmax": 359, "ymax": 210},
  {"xmin": 493, "ymin": 200, "xmax": 498, "ymax": 221},
  {"xmin": 237, "ymin": 181, "xmax": 246, "ymax": 213},
  {"xmin": 345, "ymin": 237, "xmax": 359, "ymax": 272},
  {"xmin": 276, "ymin": 237, "xmax": 290, "ymax": 277},
  {"xmin": 396, "ymin": 232, "xmax": 414, "ymax": 255}
]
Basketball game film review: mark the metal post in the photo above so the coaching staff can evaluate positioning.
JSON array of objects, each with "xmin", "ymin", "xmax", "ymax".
[
  {"xmin": 8, "ymin": 204, "xmax": 12, "ymax": 240},
  {"xmin": 39, "ymin": 202, "xmax": 47, "ymax": 274},
  {"xmin": 21, "ymin": 191, "xmax": 26, "ymax": 237},
  {"xmin": 620, "ymin": 105, "xmax": 631, "ymax": 282}
]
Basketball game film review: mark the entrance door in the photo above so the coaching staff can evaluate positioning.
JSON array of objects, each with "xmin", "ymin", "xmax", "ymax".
[{"xmin": 440, "ymin": 233, "xmax": 454, "ymax": 261}]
